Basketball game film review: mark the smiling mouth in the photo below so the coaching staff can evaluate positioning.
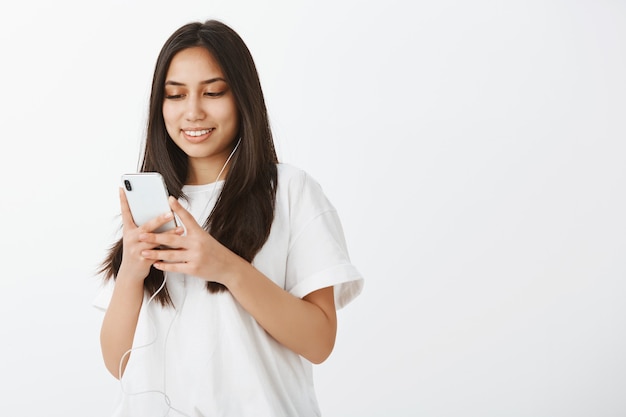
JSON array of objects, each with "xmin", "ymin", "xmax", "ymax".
[{"xmin": 184, "ymin": 128, "xmax": 214, "ymax": 137}]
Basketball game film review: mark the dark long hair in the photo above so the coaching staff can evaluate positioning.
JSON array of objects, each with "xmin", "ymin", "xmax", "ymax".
[{"xmin": 99, "ymin": 20, "xmax": 278, "ymax": 306}]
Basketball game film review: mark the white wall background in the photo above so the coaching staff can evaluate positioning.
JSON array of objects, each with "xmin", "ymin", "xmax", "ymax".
[{"xmin": 1, "ymin": 1, "xmax": 624, "ymax": 416}]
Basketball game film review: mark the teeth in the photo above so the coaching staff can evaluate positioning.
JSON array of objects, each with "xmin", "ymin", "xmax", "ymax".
[{"xmin": 185, "ymin": 129, "xmax": 213, "ymax": 137}]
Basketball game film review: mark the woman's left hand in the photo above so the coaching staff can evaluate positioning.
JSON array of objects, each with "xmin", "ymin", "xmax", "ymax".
[
  {"xmin": 138, "ymin": 196, "xmax": 243, "ymax": 285},
  {"xmin": 141, "ymin": 199, "xmax": 336, "ymax": 364}
]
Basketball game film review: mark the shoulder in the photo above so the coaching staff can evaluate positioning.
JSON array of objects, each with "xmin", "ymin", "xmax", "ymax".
[
  {"xmin": 276, "ymin": 162, "xmax": 308, "ymax": 183},
  {"xmin": 276, "ymin": 163, "xmax": 324, "ymax": 196},
  {"xmin": 275, "ymin": 162, "xmax": 336, "ymax": 219}
]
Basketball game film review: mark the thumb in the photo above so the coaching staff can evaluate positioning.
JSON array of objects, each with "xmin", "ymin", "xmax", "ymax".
[{"xmin": 168, "ymin": 196, "xmax": 199, "ymax": 234}]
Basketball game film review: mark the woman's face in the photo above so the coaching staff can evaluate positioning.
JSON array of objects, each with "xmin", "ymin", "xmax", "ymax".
[{"xmin": 162, "ymin": 46, "xmax": 239, "ymax": 184}]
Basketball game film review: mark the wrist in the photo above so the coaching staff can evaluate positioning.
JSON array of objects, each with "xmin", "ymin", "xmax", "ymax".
[
  {"xmin": 221, "ymin": 255, "xmax": 251, "ymax": 290},
  {"xmin": 116, "ymin": 264, "xmax": 149, "ymax": 287}
]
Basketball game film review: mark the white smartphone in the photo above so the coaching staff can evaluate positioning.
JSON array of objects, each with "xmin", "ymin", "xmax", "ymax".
[{"xmin": 121, "ymin": 172, "xmax": 177, "ymax": 233}]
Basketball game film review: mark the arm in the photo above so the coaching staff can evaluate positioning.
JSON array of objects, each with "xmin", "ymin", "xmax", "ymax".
[
  {"xmin": 100, "ymin": 188, "xmax": 184, "ymax": 378},
  {"xmin": 141, "ymin": 197, "xmax": 338, "ymax": 364},
  {"xmin": 223, "ymin": 257, "xmax": 337, "ymax": 364},
  {"xmin": 100, "ymin": 272, "xmax": 144, "ymax": 378}
]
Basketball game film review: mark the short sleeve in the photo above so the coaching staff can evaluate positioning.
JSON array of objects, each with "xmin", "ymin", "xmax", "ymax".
[
  {"xmin": 284, "ymin": 169, "xmax": 364, "ymax": 309},
  {"xmin": 92, "ymin": 278, "xmax": 114, "ymax": 311}
]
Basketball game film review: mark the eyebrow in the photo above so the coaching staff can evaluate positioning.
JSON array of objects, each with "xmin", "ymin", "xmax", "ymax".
[{"xmin": 164, "ymin": 77, "xmax": 226, "ymax": 86}]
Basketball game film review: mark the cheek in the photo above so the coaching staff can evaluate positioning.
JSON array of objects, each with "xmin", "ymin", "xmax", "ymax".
[
  {"xmin": 162, "ymin": 102, "xmax": 174, "ymax": 122},
  {"xmin": 217, "ymin": 101, "xmax": 239, "ymax": 127},
  {"xmin": 162, "ymin": 103, "xmax": 178, "ymax": 133}
]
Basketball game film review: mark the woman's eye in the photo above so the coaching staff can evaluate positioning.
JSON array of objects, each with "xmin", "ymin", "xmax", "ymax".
[
  {"xmin": 204, "ymin": 91, "xmax": 225, "ymax": 97},
  {"xmin": 165, "ymin": 94, "xmax": 184, "ymax": 100}
]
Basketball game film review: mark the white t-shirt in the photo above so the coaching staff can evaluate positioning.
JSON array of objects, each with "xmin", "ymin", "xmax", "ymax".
[{"xmin": 94, "ymin": 163, "xmax": 363, "ymax": 417}]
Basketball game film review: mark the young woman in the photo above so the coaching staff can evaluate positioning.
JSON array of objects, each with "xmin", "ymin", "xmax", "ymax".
[{"xmin": 95, "ymin": 19, "xmax": 363, "ymax": 417}]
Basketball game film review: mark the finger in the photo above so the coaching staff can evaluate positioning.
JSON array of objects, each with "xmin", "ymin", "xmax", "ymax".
[
  {"xmin": 141, "ymin": 248, "xmax": 184, "ymax": 263},
  {"xmin": 152, "ymin": 260, "xmax": 187, "ymax": 274},
  {"xmin": 139, "ymin": 211, "xmax": 177, "ymax": 234},
  {"xmin": 168, "ymin": 196, "xmax": 199, "ymax": 231},
  {"xmin": 139, "ymin": 229, "xmax": 183, "ymax": 249},
  {"xmin": 119, "ymin": 187, "xmax": 137, "ymax": 229},
  {"xmin": 165, "ymin": 226, "xmax": 186, "ymax": 236}
]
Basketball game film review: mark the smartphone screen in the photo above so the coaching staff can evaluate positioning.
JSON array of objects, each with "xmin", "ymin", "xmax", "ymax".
[{"xmin": 121, "ymin": 172, "xmax": 177, "ymax": 233}]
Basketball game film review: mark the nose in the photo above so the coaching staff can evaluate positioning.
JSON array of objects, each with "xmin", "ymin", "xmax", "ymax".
[{"xmin": 185, "ymin": 95, "xmax": 206, "ymax": 122}]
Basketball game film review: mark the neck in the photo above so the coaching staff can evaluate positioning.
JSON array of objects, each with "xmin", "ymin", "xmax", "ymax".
[
  {"xmin": 186, "ymin": 138, "xmax": 241, "ymax": 185},
  {"xmin": 187, "ymin": 160, "xmax": 229, "ymax": 185}
]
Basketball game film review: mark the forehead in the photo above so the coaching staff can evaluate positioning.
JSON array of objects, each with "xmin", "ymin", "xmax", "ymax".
[{"xmin": 166, "ymin": 47, "xmax": 224, "ymax": 81}]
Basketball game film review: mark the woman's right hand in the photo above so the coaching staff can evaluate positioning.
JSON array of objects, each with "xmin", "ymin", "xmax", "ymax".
[{"xmin": 117, "ymin": 187, "xmax": 184, "ymax": 282}]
